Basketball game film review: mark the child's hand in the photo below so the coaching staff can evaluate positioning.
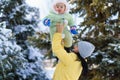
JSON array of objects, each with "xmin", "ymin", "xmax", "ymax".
[
  {"xmin": 56, "ymin": 23, "xmax": 64, "ymax": 34},
  {"xmin": 70, "ymin": 26, "xmax": 78, "ymax": 34},
  {"xmin": 43, "ymin": 18, "xmax": 51, "ymax": 27}
]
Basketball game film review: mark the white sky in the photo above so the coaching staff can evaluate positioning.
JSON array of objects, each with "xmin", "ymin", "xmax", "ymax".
[
  {"xmin": 26, "ymin": 0, "xmax": 52, "ymax": 19},
  {"xmin": 25, "ymin": 0, "xmax": 53, "ymax": 32},
  {"xmin": 26, "ymin": 0, "xmax": 41, "ymax": 7}
]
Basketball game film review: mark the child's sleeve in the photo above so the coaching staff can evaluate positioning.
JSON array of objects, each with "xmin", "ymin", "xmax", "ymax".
[{"xmin": 68, "ymin": 14, "xmax": 75, "ymax": 27}]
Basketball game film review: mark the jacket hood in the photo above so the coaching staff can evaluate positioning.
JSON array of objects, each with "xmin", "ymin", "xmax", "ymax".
[
  {"xmin": 78, "ymin": 41, "xmax": 95, "ymax": 58},
  {"xmin": 51, "ymin": 0, "xmax": 69, "ymax": 14}
]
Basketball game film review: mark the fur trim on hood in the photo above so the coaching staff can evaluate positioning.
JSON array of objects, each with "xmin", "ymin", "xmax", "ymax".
[{"xmin": 51, "ymin": 0, "xmax": 69, "ymax": 14}]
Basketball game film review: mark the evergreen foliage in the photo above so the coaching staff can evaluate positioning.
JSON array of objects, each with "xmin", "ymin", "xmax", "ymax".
[
  {"xmin": 69, "ymin": 0, "xmax": 120, "ymax": 80},
  {"xmin": 28, "ymin": 31, "xmax": 52, "ymax": 59},
  {"xmin": 0, "ymin": 0, "xmax": 39, "ymax": 49},
  {"xmin": 0, "ymin": 0, "xmax": 49, "ymax": 80}
]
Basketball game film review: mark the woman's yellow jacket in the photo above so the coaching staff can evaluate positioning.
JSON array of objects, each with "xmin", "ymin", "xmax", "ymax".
[{"xmin": 52, "ymin": 33, "xmax": 82, "ymax": 80}]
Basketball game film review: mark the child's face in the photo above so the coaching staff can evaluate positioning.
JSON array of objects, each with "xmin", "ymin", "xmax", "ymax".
[{"xmin": 54, "ymin": 3, "xmax": 66, "ymax": 14}]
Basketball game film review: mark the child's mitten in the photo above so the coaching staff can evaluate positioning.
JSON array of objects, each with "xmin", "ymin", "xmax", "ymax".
[
  {"xmin": 70, "ymin": 26, "xmax": 78, "ymax": 34},
  {"xmin": 43, "ymin": 18, "xmax": 51, "ymax": 27}
]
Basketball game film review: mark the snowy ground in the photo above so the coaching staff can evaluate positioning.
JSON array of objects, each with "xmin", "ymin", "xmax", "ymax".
[
  {"xmin": 45, "ymin": 67, "xmax": 55, "ymax": 80},
  {"xmin": 43, "ymin": 59, "xmax": 56, "ymax": 80}
]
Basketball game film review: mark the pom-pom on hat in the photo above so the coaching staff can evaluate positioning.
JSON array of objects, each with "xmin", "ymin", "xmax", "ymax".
[{"xmin": 78, "ymin": 41, "xmax": 95, "ymax": 58}]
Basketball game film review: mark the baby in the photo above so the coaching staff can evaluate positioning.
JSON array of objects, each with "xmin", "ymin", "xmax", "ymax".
[{"xmin": 43, "ymin": 0, "xmax": 78, "ymax": 52}]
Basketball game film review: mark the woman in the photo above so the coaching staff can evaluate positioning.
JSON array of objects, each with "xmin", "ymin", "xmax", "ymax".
[{"xmin": 52, "ymin": 23, "xmax": 95, "ymax": 80}]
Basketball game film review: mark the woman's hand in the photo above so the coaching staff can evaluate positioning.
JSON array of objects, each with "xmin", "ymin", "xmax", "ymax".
[{"xmin": 56, "ymin": 22, "xmax": 64, "ymax": 33}]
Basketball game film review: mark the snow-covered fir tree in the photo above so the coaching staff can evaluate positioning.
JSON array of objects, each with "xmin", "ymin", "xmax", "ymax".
[
  {"xmin": 0, "ymin": 0, "xmax": 39, "ymax": 49},
  {"xmin": 70, "ymin": 0, "xmax": 120, "ymax": 80},
  {"xmin": 0, "ymin": 0, "xmax": 49, "ymax": 80},
  {"xmin": 0, "ymin": 22, "xmax": 49, "ymax": 80}
]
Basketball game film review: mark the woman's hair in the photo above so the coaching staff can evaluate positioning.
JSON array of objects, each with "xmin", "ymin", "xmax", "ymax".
[
  {"xmin": 76, "ymin": 53, "xmax": 88, "ymax": 76},
  {"xmin": 71, "ymin": 43, "xmax": 88, "ymax": 79}
]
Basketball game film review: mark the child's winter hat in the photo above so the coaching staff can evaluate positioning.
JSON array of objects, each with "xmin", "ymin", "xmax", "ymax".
[
  {"xmin": 51, "ymin": 0, "xmax": 69, "ymax": 13},
  {"xmin": 78, "ymin": 41, "xmax": 95, "ymax": 58}
]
